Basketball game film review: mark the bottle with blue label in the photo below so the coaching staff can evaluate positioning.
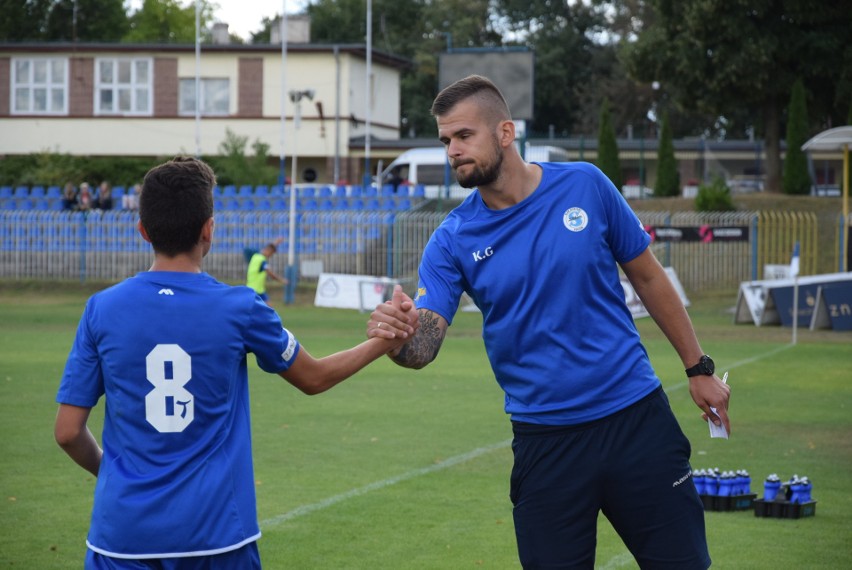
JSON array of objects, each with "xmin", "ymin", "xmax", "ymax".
[{"xmin": 764, "ymin": 473, "xmax": 782, "ymax": 501}]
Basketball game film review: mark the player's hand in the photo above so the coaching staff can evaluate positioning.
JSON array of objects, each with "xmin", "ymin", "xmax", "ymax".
[
  {"xmin": 689, "ymin": 374, "xmax": 731, "ymax": 434},
  {"xmin": 368, "ymin": 285, "xmax": 418, "ymax": 340}
]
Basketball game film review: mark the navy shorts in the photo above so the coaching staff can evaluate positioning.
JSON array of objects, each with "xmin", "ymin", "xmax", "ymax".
[
  {"xmin": 85, "ymin": 541, "xmax": 261, "ymax": 570},
  {"xmin": 510, "ymin": 387, "xmax": 710, "ymax": 569}
]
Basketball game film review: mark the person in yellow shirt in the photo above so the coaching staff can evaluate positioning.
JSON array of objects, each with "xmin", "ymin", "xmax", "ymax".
[{"xmin": 246, "ymin": 238, "xmax": 288, "ymax": 305}]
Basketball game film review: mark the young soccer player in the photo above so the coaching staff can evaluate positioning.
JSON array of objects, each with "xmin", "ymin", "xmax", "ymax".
[{"xmin": 54, "ymin": 156, "xmax": 418, "ymax": 569}]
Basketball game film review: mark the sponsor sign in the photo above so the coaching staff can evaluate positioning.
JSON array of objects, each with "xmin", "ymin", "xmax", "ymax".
[
  {"xmin": 314, "ymin": 273, "xmax": 398, "ymax": 311},
  {"xmin": 645, "ymin": 225, "xmax": 749, "ymax": 243}
]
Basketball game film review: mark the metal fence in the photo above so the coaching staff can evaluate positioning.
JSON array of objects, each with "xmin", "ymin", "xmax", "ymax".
[{"xmin": 0, "ymin": 208, "xmax": 838, "ymax": 292}]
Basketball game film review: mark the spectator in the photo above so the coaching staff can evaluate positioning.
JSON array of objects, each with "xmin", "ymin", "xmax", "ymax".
[
  {"xmin": 122, "ymin": 183, "xmax": 141, "ymax": 211},
  {"xmin": 96, "ymin": 181, "xmax": 113, "ymax": 211},
  {"xmin": 61, "ymin": 182, "xmax": 77, "ymax": 211},
  {"xmin": 76, "ymin": 183, "xmax": 94, "ymax": 211}
]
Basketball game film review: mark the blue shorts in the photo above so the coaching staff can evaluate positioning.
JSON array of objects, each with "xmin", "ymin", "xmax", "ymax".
[
  {"xmin": 84, "ymin": 541, "xmax": 261, "ymax": 570},
  {"xmin": 510, "ymin": 387, "xmax": 710, "ymax": 569}
]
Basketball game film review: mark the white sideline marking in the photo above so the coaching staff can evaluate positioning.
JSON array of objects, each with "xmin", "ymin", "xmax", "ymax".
[{"xmin": 260, "ymin": 439, "xmax": 512, "ymax": 528}]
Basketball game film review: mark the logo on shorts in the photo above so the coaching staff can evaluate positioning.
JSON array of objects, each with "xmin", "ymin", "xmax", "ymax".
[
  {"xmin": 672, "ymin": 471, "xmax": 692, "ymax": 487},
  {"xmin": 563, "ymin": 207, "xmax": 588, "ymax": 232}
]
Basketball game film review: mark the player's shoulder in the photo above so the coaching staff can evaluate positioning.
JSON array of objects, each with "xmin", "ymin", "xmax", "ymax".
[{"xmin": 538, "ymin": 160, "xmax": 605, "ymax": 179}]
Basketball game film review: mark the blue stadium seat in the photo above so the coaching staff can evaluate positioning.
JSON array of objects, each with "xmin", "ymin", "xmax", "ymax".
[
  {"xmin": 256, "ymin": 199, "xmax": 272, "ymax": 211},
  {"xmin": 222, "ymin": 185, "xmax": 237, "ymax": 197},
  {"xmin": 319, "ymin": 199, "xmax": 334, "ymax": 211},
  {"xmin": 214, "ymin": 199, "xmax": 225, "ymax": 211},
  {"xmin": 396, "ymin": 184, "xmax": 410, "ymax": 197},
  {"xmin": 34, "ymin": 199, "xmax": 50, "ymax": 210},
  {"xmin": 213, "ymin": 185, "xmax": 222, "ymax": 196},
  {"xmin": 350, "ymin": 198, "xmax": 365, "ymax": 210},
  {"xmin": 240, "ymin": 199, "xmax": 255, "ymax": 211},
  {"xmin": 238, "ymin": 185, "xmax": 253, "ymax": 197},
  {"xmin": 254, "ymin": 185, "xmax": 269, "ymax": 197},
  {"xmin": 364, "ymin": 185, "xmax": 377, "ymax": 198},
  {"xmin": 381, "ymin": 184, "xmax": 395, "ymax": 197},
  {"xmin": 397, "ymin": 198, "xmax": 412, "ymax": 211},
  {"xmin": 334, "ymin": 185, "xmax": 348, "ymax": 198},
  {"xmin": 0, "ymin": 186, "xmax": 12, "ymax": 198},
  {"xmin": 413, "ymin": 184, "xmax": 426, "ymax": 197},
  {"xmin": 225, "ymin": 199, "xmax": 240, "ymax": 210},
  {"xmin": 17, "ymin": 199, "xmax": 34, "ymax": 210},
  {"xmin": 30, "ymin": 186, "xmax": 45, "ymax": 198},
  {"xmin": 381, "ymin": 198, "xmax": 396, "ymax": 211},
  {"xmin": 272, "ymin": 199, "xmax": 287, "ymax": 210},
  {"xmin": 319, "ymin": 185, "xmax": 333, "ymax": 198},
  {"xmin": 270, "ymin": 185, "xmax": 284, "ymax": 197},
  {"xmin": 14, "ymin": 186, "xmax": 29, "ymax": 198},
  {"xmin": 300, "ymin": 186, "xmax": 316, "ymax": 198},
  {"xmin": 46, "ymin": 185, "xmax": 62, "ymax": 198},
  {"xmin": 334, "ymin": 198, "xmax": 350, "ymax": 211},
  {"xmin": 365, "ymin": 198, "xmax": 380, "ymax": 210},
  {"xmin": 349, "ymin": 185, "xmax": 363, "ymax": 197},
  {"xmin": 300, "ymin": 198, "xmax": 318, "ymax": 211}
]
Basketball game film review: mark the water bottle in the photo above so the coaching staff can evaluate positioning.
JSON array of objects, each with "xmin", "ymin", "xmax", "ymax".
[{"xmin": 764, "ymin": 473, "xmax": 782, "ymax": 501}]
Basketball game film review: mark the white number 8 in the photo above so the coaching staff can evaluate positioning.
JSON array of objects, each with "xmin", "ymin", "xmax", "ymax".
[{"xmin": 145, "ymin": 344, "xmax": 194, "ymax": 433}]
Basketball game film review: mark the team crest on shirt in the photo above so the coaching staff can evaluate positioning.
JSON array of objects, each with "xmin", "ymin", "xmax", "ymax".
[{"xmin": 563, "ymin": 207, "xmax": 588, "ymax": 232}]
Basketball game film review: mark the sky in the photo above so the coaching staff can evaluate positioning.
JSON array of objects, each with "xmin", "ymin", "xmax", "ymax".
[{"xmin": 127, "ymin": 1, "xmax": 308, "ymax": 40}]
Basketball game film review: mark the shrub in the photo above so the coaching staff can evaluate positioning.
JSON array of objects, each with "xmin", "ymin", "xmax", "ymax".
[{"xmin": 695, "ymin": 177, "xmax": 735, "ymax": 211}]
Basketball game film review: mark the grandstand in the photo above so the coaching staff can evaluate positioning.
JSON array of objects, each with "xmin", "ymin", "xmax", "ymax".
[{"xmin": 0, "ymin": 183, "xmax": 427, "ymax": 213}]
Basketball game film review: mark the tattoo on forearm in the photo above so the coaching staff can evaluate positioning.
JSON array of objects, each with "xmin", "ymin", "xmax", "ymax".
[{"xmin": 391, "ymin": 309, "xmax": 445, "ymax": 368}]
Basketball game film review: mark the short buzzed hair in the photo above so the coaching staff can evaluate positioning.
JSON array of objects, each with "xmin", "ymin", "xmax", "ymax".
[
  {"xmin": 140, "ymin": 156, "xmax": 215, "ymax": 257},
  {"xmin": 430, "ymin": 75, "xmax": 512, "ymax": 126}
]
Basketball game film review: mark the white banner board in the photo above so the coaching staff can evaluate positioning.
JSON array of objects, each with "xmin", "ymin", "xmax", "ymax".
[
  {"xmin": 314, "ymin": 273, "xmax": 399, "ymax": 311},
  {"xmin": 621, "ymin": 267, "xmax": 690, "ymax": 319}
]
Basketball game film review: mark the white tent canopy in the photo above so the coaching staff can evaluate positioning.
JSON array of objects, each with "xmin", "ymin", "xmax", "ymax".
[
  {"xmin": 801, "ymin": 125, "xmax": 852, "ymax": 151},
  {"xmin": 802, "ymin": 125, "xmax": 851, "ymax": 271}
]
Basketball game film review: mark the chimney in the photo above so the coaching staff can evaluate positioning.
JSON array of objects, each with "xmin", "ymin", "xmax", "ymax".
[{"xmin": 212, "ymin": 22, "xmax": 230, "ymax": 45}]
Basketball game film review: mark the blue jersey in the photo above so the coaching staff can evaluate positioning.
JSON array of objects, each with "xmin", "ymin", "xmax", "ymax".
[
  {"xmin": 56, "ymin": 271, "xmax": 300, "ymax": 559},
  {"xmin": 415, "ymin": 162, "xmax": 660, "ymax": 424}
]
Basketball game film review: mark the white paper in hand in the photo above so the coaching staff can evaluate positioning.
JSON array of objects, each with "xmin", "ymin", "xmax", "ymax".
[{"xmin": 708, "ymin": 372, "xmax": 729, "ymax": 439}]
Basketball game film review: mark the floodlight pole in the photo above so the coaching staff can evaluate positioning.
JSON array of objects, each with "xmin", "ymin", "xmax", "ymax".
[{"xmin": 285, "ymin": 89, "xmax": 314, "ymax": 304}]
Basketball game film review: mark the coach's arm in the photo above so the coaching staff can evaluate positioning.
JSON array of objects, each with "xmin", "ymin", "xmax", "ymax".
[
  {"xmin": 620, "ymin": 246, "xmax": 731, "ymax": 434},
  {"xmin": 367, "ymin": 285, "xmax": 448, "ymax": 370}
]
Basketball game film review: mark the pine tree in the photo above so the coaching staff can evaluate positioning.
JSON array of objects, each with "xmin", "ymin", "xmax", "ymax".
[
  {"xmin": 597, "ymin": 99, "xmax": 622, "ymax": 191},
  {"xmin": 782, "ymin": 79, "xmax": 811, "ymax": 195},
  {"xmin": 654, "ymin": 112, "xmax": 680, "ymax": 197}
]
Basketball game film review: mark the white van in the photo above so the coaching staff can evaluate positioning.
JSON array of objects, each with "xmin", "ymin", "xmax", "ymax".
[{"xmin": 378, "ymin": 144, "xmax": 570, "ymax": 193}]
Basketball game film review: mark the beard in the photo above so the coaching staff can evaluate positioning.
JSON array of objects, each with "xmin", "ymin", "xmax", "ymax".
[{"xmin": 453, "ymin": 138, "xmax": 504, "ymax": 189}]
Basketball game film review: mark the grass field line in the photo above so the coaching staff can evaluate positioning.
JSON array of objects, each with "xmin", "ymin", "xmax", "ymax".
[
  {"xmin": 261, "ymin": 344, "xmax": 794, "ymax": 532},
  {"xmin": 259, "ymin": 438, "xmax": 513, "ymax": 528}
]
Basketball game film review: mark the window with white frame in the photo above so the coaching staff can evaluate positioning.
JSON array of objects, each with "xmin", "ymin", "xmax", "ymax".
[
  {"xmin": 179, "ymin": 78, "xmax": 230, "ymax": 116},
  {"xmin": 11, "ymin": 57, "xmax": 68, "ymax": 115},
  {"xmin": 95, "ymin": 58, "xmax": 152, "ymax": 115}
]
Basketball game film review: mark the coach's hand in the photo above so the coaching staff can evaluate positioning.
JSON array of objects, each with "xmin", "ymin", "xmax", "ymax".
[
  {"xmin": 368, "ymin": 285, "xmax": 418, "ymax": 343},
  {"xmin": 690, "ymin": 374, "xmax": 731, "ymax": 434}
]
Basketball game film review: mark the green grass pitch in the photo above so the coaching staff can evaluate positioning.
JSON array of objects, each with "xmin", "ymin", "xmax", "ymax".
[{"xmin": 1, "ymin": 282, "xmax": 850, "ymax": 569}]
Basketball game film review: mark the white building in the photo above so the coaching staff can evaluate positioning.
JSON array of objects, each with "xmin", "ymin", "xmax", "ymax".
[{"xmin": 0, "ymin": 38, "xmax": 409, "ymax": 185}]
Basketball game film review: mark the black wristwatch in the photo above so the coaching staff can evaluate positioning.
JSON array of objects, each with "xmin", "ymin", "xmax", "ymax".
[{"xmin": 685, "ymin": 355, "xmax": 715, "ymax": 377}]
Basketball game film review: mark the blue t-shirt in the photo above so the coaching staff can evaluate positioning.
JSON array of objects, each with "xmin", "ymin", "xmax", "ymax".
[
  {"xmin": 56, "ymin": 271, "xmax": 300, "ymax": 559},
  {"xmin": 415, "ymin": 162, "xmax": 660, "ymax": 424}
]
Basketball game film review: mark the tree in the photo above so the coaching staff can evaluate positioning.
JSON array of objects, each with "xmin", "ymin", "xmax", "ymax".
[
  {"xmin": 597, "ymin": 99, "xmax": 622, "ymax": 191},
  {"xmin": 125, "ymin": 0, "xmax": 215, "ymax": 43},
  {"xmin": 782, "ymin": 79, "xmax": 811, "ymax": 195},
  {"xmin": 0, "ymin": 0, "xmax": 128, "ymax": 42},
  {"xmin": 623, "ymin": 0, "xmax": 852, "ymax": 192},
  {"xmin": 654, "ymin": 111, "xmax": 679, "ymax": 197}
]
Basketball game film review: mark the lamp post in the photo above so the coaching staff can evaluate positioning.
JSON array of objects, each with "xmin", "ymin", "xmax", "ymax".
[{"xmin": 285, "ymin": 88, "xmax": 314, "ymax": 304}]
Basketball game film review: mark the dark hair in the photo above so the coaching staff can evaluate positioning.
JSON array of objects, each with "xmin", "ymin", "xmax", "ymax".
[
  {"xmin": 139, "ymin": 156, "xmax": 216, "ymax": 257},
  {"xmin": 430, "ymin": 74, "xmax": 511, "ymax": 123}
]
